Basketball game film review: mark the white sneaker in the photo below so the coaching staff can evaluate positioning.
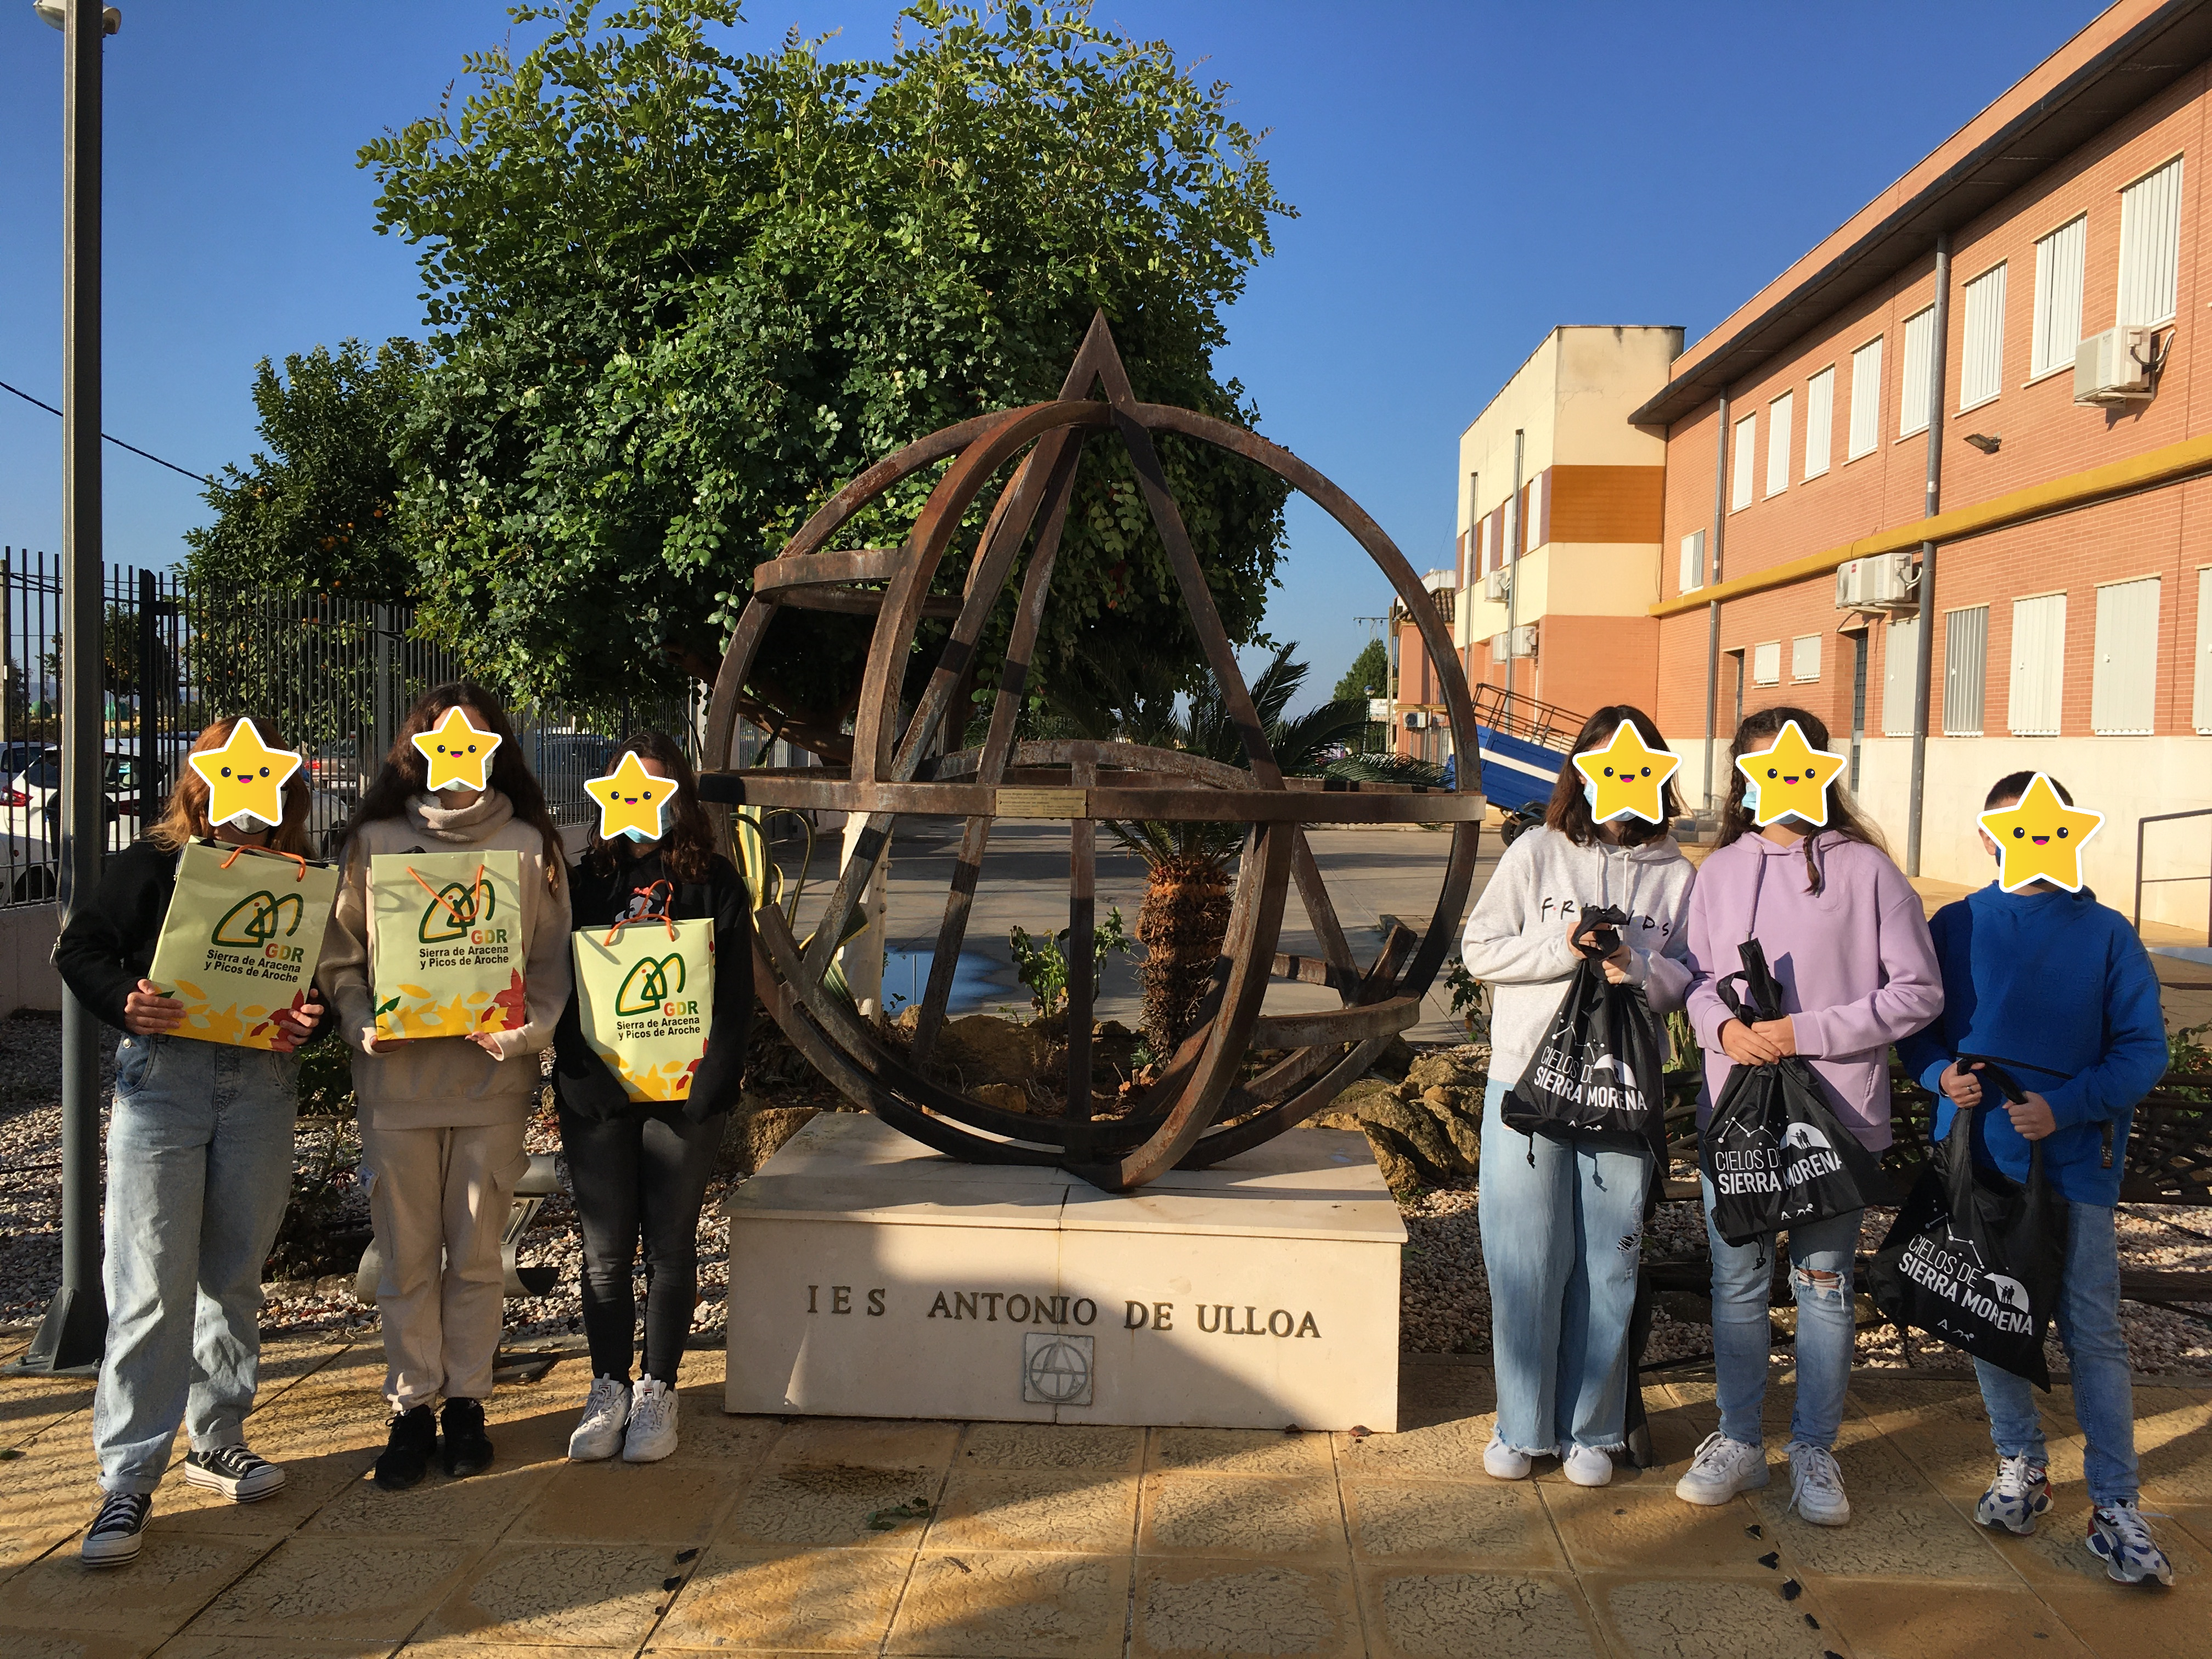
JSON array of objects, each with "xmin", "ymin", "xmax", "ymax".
[
  {"xmin": 622, "ymin": 1376, "xmax": 678, "ymax": 1463},
  {"xmin": 1974, "ymin": 1453, "xmax": 2051, "ymax": 1536},
  {"xmin": 567, "ymin": 1375, "xmax": 630, "ymax": 1462},
  {"xmin": 1482, "ymin": 1435, "xmax": 1533, "ymax": 1480},
  {"xmin": 2088, "ymin": 1501, "xmax": 2174, "ymax": 1585},
  {"xmin": 1560, "ymin": 1443, "xmax": 1614, "ymax": 1487},
  {"xmin": 1674, "ymin": 1432, "xmax": 1769, "ymax": 1505},
  {"xmin": 1787, "ymin": 1441, "xmax": 1851, "ymax": 1526}
]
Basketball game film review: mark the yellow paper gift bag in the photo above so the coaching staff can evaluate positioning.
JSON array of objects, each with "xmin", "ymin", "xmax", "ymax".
[
  {"xmin": 147, "ymin": 840, "xmax": 340, "ymax": 1050},
  {"xmin": 572, "ymin": 913, "xmax": 715, "ymax": 1102},
  {"xmin": 369, "ymin": 848, "xmax": 527, "ymax": 1041}
]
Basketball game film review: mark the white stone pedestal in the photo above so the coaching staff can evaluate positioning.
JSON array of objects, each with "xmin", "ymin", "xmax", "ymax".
[{"xmin": 722, "ymin": 1114, "xmax": 1406, "ymax": 1431}]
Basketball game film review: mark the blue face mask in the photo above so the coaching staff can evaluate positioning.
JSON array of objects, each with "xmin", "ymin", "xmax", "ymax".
[
  {"xmin": 1582, "ymin": 779, "xmax": 1599, "ymax": 812},
  {"xmin": 1741, "ymin": 780, "xmax": 1760, "ymax": 817},
  {"xmin": 619, "ymin": 827, "xmax": 653, "ymax": 844}
]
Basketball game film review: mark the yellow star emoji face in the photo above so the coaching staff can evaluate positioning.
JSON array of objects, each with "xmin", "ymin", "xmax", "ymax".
[
  {"xmin": 1978, "ymin": 773, "xmax": 2104, "ymax": 893},
  {"xmin": 584, "ymin": 751, "xmax": 674, "ymax": 842},
  {"xmin": 1735, "ymin": 719, "xmax": 1847, "ymax": 828},
  {"xmin": 411, "ymin": 707, "xmax": 502, "ymax": 793},
  {"xmin": 1571, "ymin": 723, "xmax": 1680, "ymax": 825},
  {"xmin": 187, "ymin": 718, "xmax": 302, "ymax": 830}
]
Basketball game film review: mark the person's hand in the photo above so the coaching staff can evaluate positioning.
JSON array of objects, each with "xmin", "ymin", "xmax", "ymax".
[
  {"xmin": 2007, "ymin": 1091, "xmax": 2059, "ymax": 1142},
  {"xmin": 466, "ymin": 1031, "xmax": 505, "ymax": 1057},
  {"xmin": 266, "ymin": 994, "xmax": 325, "ymax": 1054},
  {"xmin": 1719, "ymin": 1018, "xmax": 1781, "ymax": 1066},
  {"xmin": 1571, "ymin": 917, "xmax": 1632, "ymax": 981},
  {"xmin": 1751, "ymin": 1015, "xmax": 1797, "ymax": 1057},
  {"xmin": 362, "ymin": 1031, "xmax": 397, "ymax": 1055},
  {"xmin": 1939, "ymin": 1061, "xmax": 1983, "ymax": 1108},
  {"xmin": 123, "ymin": 979, "xmax": 184, "ymax": 1036}
]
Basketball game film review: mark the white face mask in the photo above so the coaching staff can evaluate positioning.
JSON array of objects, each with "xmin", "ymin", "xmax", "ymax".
[{"xmin": 222, "ymin": 809, "xmax": 263, "ymax": 832}]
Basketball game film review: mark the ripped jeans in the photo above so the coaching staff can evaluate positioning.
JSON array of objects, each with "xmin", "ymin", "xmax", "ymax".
[{"xmin": 1701, "ymin": 1174, "xmax": 1859, "ymax": 1450}]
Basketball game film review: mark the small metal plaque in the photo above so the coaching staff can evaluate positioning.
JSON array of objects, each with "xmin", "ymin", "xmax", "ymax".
[
  {"xmin": 995, "ymin": 787, "xmax": 1087, "ymax": 820},
  {"xmin": 1021, "ymin": 1332, "xmax": 1094, "ymax": 1406}
]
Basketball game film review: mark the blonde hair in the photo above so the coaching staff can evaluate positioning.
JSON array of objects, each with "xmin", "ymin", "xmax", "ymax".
[{"xmin": 146, "ymin": 716, "xmax": 313, "ymax": 856}]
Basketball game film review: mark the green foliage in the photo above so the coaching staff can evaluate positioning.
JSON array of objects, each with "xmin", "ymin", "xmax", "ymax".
[
  {"xmin": 360, "ymin": 0, "xmax": 1294, "ymax": 735},
  {"xmin": 292, "ymin": 1026, "xmax": 358, "ymax": 1117},
  {"xmin": 1334, "ymin": 639, "xmax": 1388, "ymax": 704},
  {"xmin": 1441, "ymin": 957, "xmax": 1489, "ymax": 1043},
  {"xmin": 184, "ymin": 339, "xmax": 428, "ymax": 602},
  {"xmin": 1009, "ymin": 904, "xmax": 1130, "ymax": 1018}
]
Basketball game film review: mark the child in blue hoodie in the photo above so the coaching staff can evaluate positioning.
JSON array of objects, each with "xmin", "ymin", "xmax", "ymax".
[{"xmin": 1898, "ymin": 771, "xmax": 2170, "ymax": 1585}]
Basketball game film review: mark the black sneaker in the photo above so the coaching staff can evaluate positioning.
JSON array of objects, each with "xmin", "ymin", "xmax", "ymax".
[
  {"xmin": 373, "ymin": 1404, "xmax": 437, "ymax": 1491},
  {"xmin": 440, "ymin": 1396, "xmax": 494, "ymax": 1479},
  {"xmin": 81, "ymin": 1491, "xmax": 151, "ymax": 1566},
  {"xmin": 184, "ymin": 1443, "xmax": 286, "ymax": 1503}
]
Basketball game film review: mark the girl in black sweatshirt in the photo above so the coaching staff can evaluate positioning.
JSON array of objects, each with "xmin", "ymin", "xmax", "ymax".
[{"xmin": 551, "ymin": 730, "xmax": 752, "ymax": 1462}]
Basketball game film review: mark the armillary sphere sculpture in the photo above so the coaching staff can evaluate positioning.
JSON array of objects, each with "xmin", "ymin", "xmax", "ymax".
[{"xmin": 697, "ymin": 314, "xmax": 1481, "ymax": 1191}]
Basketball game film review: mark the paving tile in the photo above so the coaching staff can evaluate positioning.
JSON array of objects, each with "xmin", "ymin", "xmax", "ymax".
[
  {"xmin": 0, "ymin": 1528, "xmax": 71, "ymax": 1579},
  {"xmin": 148, "ymin": 1446, "xmax": 369, "ymax": 1539},
  {"xmin": 506, "ymin": 1457, "xmax": 739, "ymax": 1544},
  {"xmin": 889, "ymin": 1550, "xmax": 1128, "ymax": 1658},
  {"xmin": 663, "ymin": 1403, "xmax": 785, "ymax": 1468},
  {"xmin": 1750, "ymin": 1491, "xmax": 2018, "ymax": 1583},
  {"xmin": 1587, "ymin": 1572, "xmax": 1843, "ymax": 1659},
  {"xmin": 1989, "ymin": 1496, "xmax": 2209, "ymax": 1588},
  {"xmin": 1146, "ymin": 1426, "xmax": 1334, "ymax": 1477},
  {"xmin": 720, "ymin": 1461, "xmax": 946, "ymax": 1548},
  {"xmin": 398, "ymin": 1643, "xmax": 633, "ymax": 1658},
  {"xmin": 161, "ymin": 1640, "xmax": 403, "ymax": 1659},
  {"xmin": 768, "ymin": 1419, "xmax": 960, "ymax": 1472},
  {"xmin": 652, "ymin": 1542, "xmax": 910, "ymax": 1651},
  {"xmin": 1341, "ymin": 1475, "xmax": 1567, "ymax": 1568},
  {"xmin": 0, "ymin": 1532, "xmax": 273, "ymax": 1633},
  {"xmin": 2132, "ymin": 1388, "xmax": 2212, "ymax": 1505},
  {"xmin": 926, "ymin": 1468, "xmax": 1139, "ymax": 1554},
  {"xmin": 0, "ymin": 1630, "xmax": 167, "ymax": 1659},
  {"xmin": 2034, "ymin": 1572, "xmax": 2212, "ymax": 1659},
  {"xmin": 958, "ymin": 1421, "xmax": 1146, "ymax": 1472},
  {"xmin": 1128, "ymin": 1558, "xmax": 1361, "ymax": 1659},
  {"xmin": 419, "ymin": 1541, "xmax": 677, "ymax": 1646},
  {"xmin": 1543, "ymin": 1486, "xmax": 1781, "ymax": 1578},
  {"xmin": 0, "ymin": 1374, "xmax": 97, "ymax": 1448},
  {"xmin": 1814, "ymin": 1581, "xmax": 2090, "ymax": 1658},
  {"xmin": 1328, "ymin": 1415, "xmax": 1494, "ymax": 1480},
  {"xmin": 1361, "ymin": 1566, "xmax": 1606, "ymax": 1659},
  {"xmin": 304, "ymin": 1462, "xmax": 553, "ymax": 1542},
  {"xmin": 0, "ymin": 1423, "xmax": 111, "ymax": 1534},
  {"xmin": 1138, "ymin": 1472, "xmax": 1346, "ymax": 1560},
  {"xmin": 182, "ymin": 1536, "xmax": 479, "ymax": 1642}
]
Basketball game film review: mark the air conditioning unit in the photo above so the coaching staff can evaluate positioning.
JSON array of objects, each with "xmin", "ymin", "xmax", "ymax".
[
  {"xmin": 1483, "ymin": 567, "xmax": 1511, "ymax": 603},
  {"xmin": 1506, "ymin": 625, "xmax": 1537, "ymax": 658},
  {"xmin": 1834, "ymin": 550, "xmax": 1916, "ymax": 610},
  {"xmin": 1402, "ymin": 710, "xmax": 1428, "ymax": 730},
  {"xmin": 2074, "ymin": 325, "xmax": 2156, "ymax": 405}
]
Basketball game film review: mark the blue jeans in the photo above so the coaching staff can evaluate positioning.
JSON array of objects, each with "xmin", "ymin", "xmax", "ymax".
[
  {"xmin": 93, "ymin": 1032, "xmax": 298, "ymax": 1494},
  {"xmin": 1479, "ymin": 1076, "xmax": 1652, "ymax": 1454},
  {"xmin": 1703, "ymin": 1175, "xmax": 1859, "ymax": 1449},
  {"xmin": 1976, "ymin": 1199, "xmax": 2137, "ymax": 1505}
]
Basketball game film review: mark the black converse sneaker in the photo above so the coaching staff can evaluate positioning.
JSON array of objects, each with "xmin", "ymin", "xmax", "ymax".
[
  {"xmin": 184, "ymin": 1444, "xmax": 287, "ymax": 1502},
  {"xmin": 81, "ymin": 1492, "xmax": 151, "ymax": 1566}
]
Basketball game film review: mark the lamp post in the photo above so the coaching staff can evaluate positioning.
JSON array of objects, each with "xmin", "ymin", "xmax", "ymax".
[{"xmin": 14, "ymin": 0, "xmax": 120, "ymax": 1378}]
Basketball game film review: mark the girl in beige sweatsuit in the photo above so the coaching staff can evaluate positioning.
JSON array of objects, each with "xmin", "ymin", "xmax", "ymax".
[{"xmin": 319, "ymin": 685, "xmax": 571, "ymax": 1489}]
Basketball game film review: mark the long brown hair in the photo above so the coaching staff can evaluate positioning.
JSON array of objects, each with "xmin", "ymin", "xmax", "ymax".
[
  {"xmin": 582, "ymin": 729, "xmax": 715, "ymax": 883},
  {"xmin": 1717, "ymin": 705, "xmax": 1886, "ymax": 893},
  {"xmin": 148, "ymin": 716, "xmax": 314, "ymax": 857},
  {"xmin": 1542, "ymin": 704, "xmax": 1683, "ymax": 848},
  {"xmin": 342, "ymin": 682, "xmax": 564, "ymax": 871}
]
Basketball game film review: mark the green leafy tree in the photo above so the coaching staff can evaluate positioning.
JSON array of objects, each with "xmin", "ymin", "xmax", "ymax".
[
  {"xmin": 360, "ymin": 0, "xmax": 1294, "ymax": 754},
  {"xmin": 1333, "ymin": 637, "xmax": 1389, "ymax": 705},
  {"xmin": 183, "ymin": 338, "xmax": 428, "ymax": 602}
]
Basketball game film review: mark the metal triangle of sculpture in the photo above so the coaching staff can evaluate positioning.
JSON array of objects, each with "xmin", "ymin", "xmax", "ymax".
[{"xmin": 697, "ymin": 313, "xmax": 1483, "ymax": 1190}]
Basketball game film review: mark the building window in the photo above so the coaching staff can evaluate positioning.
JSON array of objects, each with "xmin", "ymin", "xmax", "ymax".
[
  {"xmin": 2031, "ymin": 216, "xmax": 2085, "ymax": 379},
  {"xmin": 1791, "ymin": 634, "xmax": 1821, "ymax": 682},
  {"xmin": 2197, "ymin": 567, "xmax": 2212, "ymax": 734},
  {"xmin": 1899, "ymin": 305, "xmax": 1936, "ymax": 438},
  {"xmin": 1803, "ymin": 366, "xmax": 1834, "ymax": 479},
  {"xmin": 2092, "ymin": 575, "xmax": 2161, "ymax": 734},
  {"xmin": 2118, "ymin": 156, "xmax": 2184, "ymax": 328},
  {"xmin": 1765, "ymin": 391, "xmax": 1793, "ymax": 497},
  {"xmin": 1882, "ymin": 616, "xmax": 1920, "ymax": 736},
  {"xmin": 1959, "ymin": 263, "xmax": 2006, "ymax": 410},
  {"xmin": 1730, "ymin": 414, "xmax": 1757, "ymax": 511},
  {"xmin": 1752, "ymin": 641, "xmax": 1781, "ymax": 686},
  {"xmin": 1848, "ymin": 337, "xmax": 1883, "ymax": 460},
  {"xmin": 2010, "ymin": 593, "xmax": 2067, "ymax": 735},
  {"xmin": 1943, "ymin": 606, "xmax": 1988, "ymax": 735},
  {"xmin": 1679, "ymin": 529, "xmax": 1706, "ymax": 595}
]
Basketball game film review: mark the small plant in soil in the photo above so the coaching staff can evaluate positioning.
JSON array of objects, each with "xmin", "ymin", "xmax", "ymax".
[{"xmin": 1008, "ymin": 907, "xmax": 1131, "ymax": 1019}]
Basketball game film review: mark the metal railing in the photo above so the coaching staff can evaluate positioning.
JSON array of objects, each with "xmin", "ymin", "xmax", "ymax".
[
  {"xmin": 1469, "ymin": 681, "xmax": 1587, "ymax": 752},
  {"xmin": 2136, "ymin": 805, "xmax": 2212, "ymax": 945}
]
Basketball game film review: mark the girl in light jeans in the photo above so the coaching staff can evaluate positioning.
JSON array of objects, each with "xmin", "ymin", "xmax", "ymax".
[
  {"xmin": 1461, "ymin": 705, "xmax": 1694, "ymax": 1489},
  {"xmin": 53, "ymin": 718, "xmax": 325, "ymax": 1566}
]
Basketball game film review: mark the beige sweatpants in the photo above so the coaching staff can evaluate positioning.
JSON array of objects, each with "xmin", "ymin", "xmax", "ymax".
[{"xmin": 359, "ymin": 1119, "xmax": 528, "ymax": 1408}]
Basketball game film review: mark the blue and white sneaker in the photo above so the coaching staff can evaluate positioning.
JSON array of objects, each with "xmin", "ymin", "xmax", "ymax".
[
  {"xmin": 2087, "ymin": 1501, "xmax": 2174, "ymax": 1585},
  {"xmin": 1974, "ymin": 1453, "xmax": 2051, "ymax": 1535}
]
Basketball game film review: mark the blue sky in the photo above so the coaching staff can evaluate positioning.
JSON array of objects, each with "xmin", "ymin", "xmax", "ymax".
[{"xmin": 0, "ymin": 1, "xmax": 2103, "ymax": 694}]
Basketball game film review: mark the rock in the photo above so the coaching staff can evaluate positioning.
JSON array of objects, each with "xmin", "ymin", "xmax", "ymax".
[
  {"xmin": 972, "ymin": 1082, "xmax": 1033, "ymax": 1116},
  {"xmin": 721, "ymin": 1104, "xmax": 821, "ymax": 1176},
  {"xmin": 1406, "ymin": 1047, "xmax": 1488, "ymax": 1093},
  {"xmin": 935, "ymin": 1014, "xmax": 1049, "ymax": 1086}
]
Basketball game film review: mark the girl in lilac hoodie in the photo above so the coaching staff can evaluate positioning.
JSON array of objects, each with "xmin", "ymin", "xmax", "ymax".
[{"xmin": 1674, "ymin": 706, "xmax": 1940, "ymax": 1528}]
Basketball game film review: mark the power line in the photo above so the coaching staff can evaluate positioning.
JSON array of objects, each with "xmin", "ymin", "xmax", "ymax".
[{"xmin": 0, "ymin": 376, "xmax": 207, "ymax": 483}]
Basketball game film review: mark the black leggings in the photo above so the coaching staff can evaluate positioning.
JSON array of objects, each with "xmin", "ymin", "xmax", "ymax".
[{"xmin": 556, "ymin": 1103, "xmax": 724, "ymax": 1384}]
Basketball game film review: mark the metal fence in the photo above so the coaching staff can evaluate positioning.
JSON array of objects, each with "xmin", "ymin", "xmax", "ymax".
[{"xmin": 2, "ymin": 548, "xmax": 718, "ymax": 906}]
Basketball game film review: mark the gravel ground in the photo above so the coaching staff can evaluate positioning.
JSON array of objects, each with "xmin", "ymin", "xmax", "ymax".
[{"xmin": 7, "ymin": 1010, "xmax": 2210, "ymax": 1379}]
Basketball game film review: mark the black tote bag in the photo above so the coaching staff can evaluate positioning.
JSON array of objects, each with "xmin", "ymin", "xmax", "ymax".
[
  {"xmin": 1504, "ymin": 906, "xmax": 1668, "ymax": 1159},
  {"xmin": 1868, "ymin": 1060, "xmax": 2069, "ymax": 1387}
]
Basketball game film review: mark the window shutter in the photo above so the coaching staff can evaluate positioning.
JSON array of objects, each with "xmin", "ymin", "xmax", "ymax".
[
  {"xmin": 1731, "ymin": 414, "xmax": 1757, "ymax": 511},
  {"xmin": 2092, "ymin": 576, "xmax": 2161, "ymax": 734},
  {"xmin": 2119, "ymin": 157, "xmax": 2184, "ymax": 328},
  {"xmin": 1752, "ymin": 641, "xmax": 1781, "ymax": 685},
  {"xmin": 2196, "ymin": 567, "xmax": 2212, "ymax": 733},
  {"xmin": 1960, "ymin": 264, "xmax": 2006, "ymax": 409},
  {"xmin": 1791, "ymin": 634, "xmax": 1821, "ymax": 682},
  {"xmin": 1803, "ymin": 367, "xmax": 1834, "ymax": 478},
  {"xmin": 1766, "ymin": 392, "xmax": 1793, "ymax": 497},
  {"xmin": 1899, "ymin": 306, "xmax": 1935, "ymax": 437},
  {"xmin": 1849, "ymin": 338, "xmax": 1883, "ymax": 459},
  {"xmin": 2008, "ymin": 593, "xmax": 2067, "ymax": 735},
  {"xmin": 1882, "ymin": 616, "xmax": 1921, "ymax": 736},
  {"xmin": 1528, "ymin": 470, "xmax": 1546, "ymax": 552},
  {"xmin": 1679, "ymin": 530, "xmax": 1706, "ymax": 594},
  {"xmin": 1943, "ymin": 607, "xmax": 1988, "ymax": 735},
  {"xmin": 2032, "ymin": 217, "xmax": 2085, "ymax": 379}
]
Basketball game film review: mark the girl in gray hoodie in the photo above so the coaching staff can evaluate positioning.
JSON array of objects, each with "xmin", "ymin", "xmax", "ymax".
[{"xmin": 1459, "ymin": 706, "xmax": 1695, "ymax": 1488}]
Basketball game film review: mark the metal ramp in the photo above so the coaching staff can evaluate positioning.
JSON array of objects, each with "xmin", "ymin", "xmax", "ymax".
[{"xmin": 1468, "ymin": 685, "xmax": 1584, "ymax": 814}]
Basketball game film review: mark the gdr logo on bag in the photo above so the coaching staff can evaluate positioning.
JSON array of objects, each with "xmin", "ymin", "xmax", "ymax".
[
  {"xmin": 210, "ymin": 890, "xmax": 308, "ymax": 964},
  {"xmin": 616, "ymin": 952, "xmax": 696, "ymax": 1019},
  {"xmin": 419, "ymin": 877, "xmax": 505, "ymax": 946}
]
